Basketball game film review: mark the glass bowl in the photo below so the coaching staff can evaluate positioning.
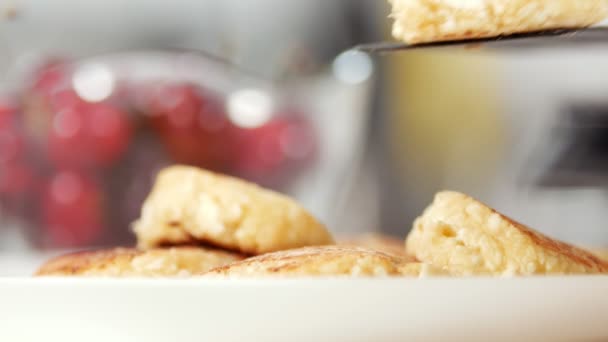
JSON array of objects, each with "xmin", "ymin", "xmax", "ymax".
[{"xmin": 0, "ymin": 49, "xmax": 374, "ymax": 249}]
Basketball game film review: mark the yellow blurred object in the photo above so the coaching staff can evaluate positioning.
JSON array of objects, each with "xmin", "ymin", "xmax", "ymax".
[{"xmin": 385, "ymin": 50, "xmax": 506, "ymax": 190}]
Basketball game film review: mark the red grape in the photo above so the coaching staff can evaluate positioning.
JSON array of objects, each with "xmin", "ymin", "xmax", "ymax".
[
  {"xmin": 87, "ymin": 102, "xmax": 132, "ymax": 165},
  {"xmin": 0, "ymin": 129, "xmax": 25, "ymax": 164},
  {"xmin": 234, "ymin": 115, "xmax": 317, "ymax": 183},
  {"xmin": 21, "ymin": 61, "xmax": 73, "ymax": 145},
  {"xmin": 41, "ymin": 170, "xmax": 103, "ymax": 246},
  {"xmin": 0, "ymin": 97, "xmax": 27, "ymax": 170},
  {"xmin": 149, "ymin": 83, "xmax": 235, "ymax": 170},
  {"xmin": 0, "ymin": 159, "xmax": 38, "ymax": 218},
  {"xmin": 47, "ymin": 105, "xmax": 88, "ymax": 167},
  {"xmin": 30, "ymin": 58, "xmax": 69, "ymax": 95},
  {"xmin": 47, "ymin": 88, "xmax": 85, "ymax": 111},
  {"xmin": 0, "ymin": 160, "xmax": 36, "ymax": 196},
  {"xmin": 148, "ymin": 83, "xmax": 200, "ymax": 121},
  {"xmin": 0, "ymin": 98, "xmax": 36, "ymax": 217},
  {"xmin": 47, "ymin": 102, "xmax": 132, "ymax": 168},
  {"xmin": 0, "ymin": 98, "xmax": 16, "ymax": 130}
]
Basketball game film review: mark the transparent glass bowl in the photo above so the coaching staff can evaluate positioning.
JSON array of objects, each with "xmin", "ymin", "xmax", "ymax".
[{"xmin": 0, "ymin": 50, "xmax": 374, "ymax": 249}]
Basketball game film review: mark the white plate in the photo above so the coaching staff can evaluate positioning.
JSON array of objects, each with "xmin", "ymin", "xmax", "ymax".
[{"xmin": 1, "ymin": 276, "xmax": 607, "ymax": 342}]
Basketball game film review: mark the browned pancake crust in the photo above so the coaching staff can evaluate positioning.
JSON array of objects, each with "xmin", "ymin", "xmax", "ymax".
[
  {"xmin": 36, "ymin": 248, "xmax": 139, "ymax": 276},
  {"xmin": 497, "ymin": 212, "xmax": 607, "ymax": 270},
  {"xmin": 35, "ymin": 246, "xmax": 244, "ymax": 277},
  {"xmin": 406, "ymin": 191, "xmax": 608, "ymax": 275},
  {"xmin": 589, "ymin": 248, "xmax": 608, "ymax": 262},
  {"xmin": 205, "ymin": 245, "xmax": 420, "ymax": 277}
]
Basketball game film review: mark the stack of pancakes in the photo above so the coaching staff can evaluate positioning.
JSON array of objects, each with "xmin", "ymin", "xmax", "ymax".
[{"xmin": 36, "ymin": 166, "xmax": 608, "ymax": 278}]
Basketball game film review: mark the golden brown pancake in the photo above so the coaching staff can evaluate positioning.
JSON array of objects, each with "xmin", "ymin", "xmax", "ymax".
[
  {"xmin": 35, "ymin": 246, "xmax": 244, "ymax": 277},
  {"xmin": 406, "ymin": 191, "xmax": 608, "ymax": 276},
  {"xmin": 388, "ymin": 0, "xmax": 608, "ymax": 44},
  {"xmin": 204, "ymin": 245, "xmax": 443, "ymax": 277},
  {"xmin": 133, "ymin": 166, "xmax": 334, "ymax": 255},
  {"xmin": 591, "ymin": 248, "xmax": 608, "ymax": 262}
]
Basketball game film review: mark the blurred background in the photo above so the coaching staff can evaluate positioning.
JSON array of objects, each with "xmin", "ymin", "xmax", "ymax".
[{"xmin": 1, "ymin": 1, "xmax": 608, "ymax": 273}]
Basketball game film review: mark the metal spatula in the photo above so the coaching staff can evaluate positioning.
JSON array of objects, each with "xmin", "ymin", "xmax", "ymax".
[{"xmin": 355, "ymin": 26, "xmax": 608, "ymax": 53}]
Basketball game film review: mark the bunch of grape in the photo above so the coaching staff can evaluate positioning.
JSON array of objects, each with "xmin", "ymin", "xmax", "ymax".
[{"xmin": 0, "ymin": 58, "xmax": 317, "ymax": 248}]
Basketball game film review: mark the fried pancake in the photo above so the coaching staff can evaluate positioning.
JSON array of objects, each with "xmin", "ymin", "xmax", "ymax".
[
  {"xmin": 35, "ymin": 246, "xmax": 244, "ymax": 277},
  {"xmin": 338, "ymin": 233, "xmax": 412, "ymax": 259},
  {"xmin": 388, "ymin": 0, "xmax": 608, "ymax": 44},
  {"xmin": 204, "ymin": 245, "xmax": 440, "ymax": 277},
  {"xmin": 133, "ymin": 166, "xmax": 334, "ymax": 255},
  {"xmin": 406, "ymin": 191, "xmax": 608, "ymax": 276},
  {"xmin": 591, "ymin": 248, "xmax": 608, "ymax": 262}
]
